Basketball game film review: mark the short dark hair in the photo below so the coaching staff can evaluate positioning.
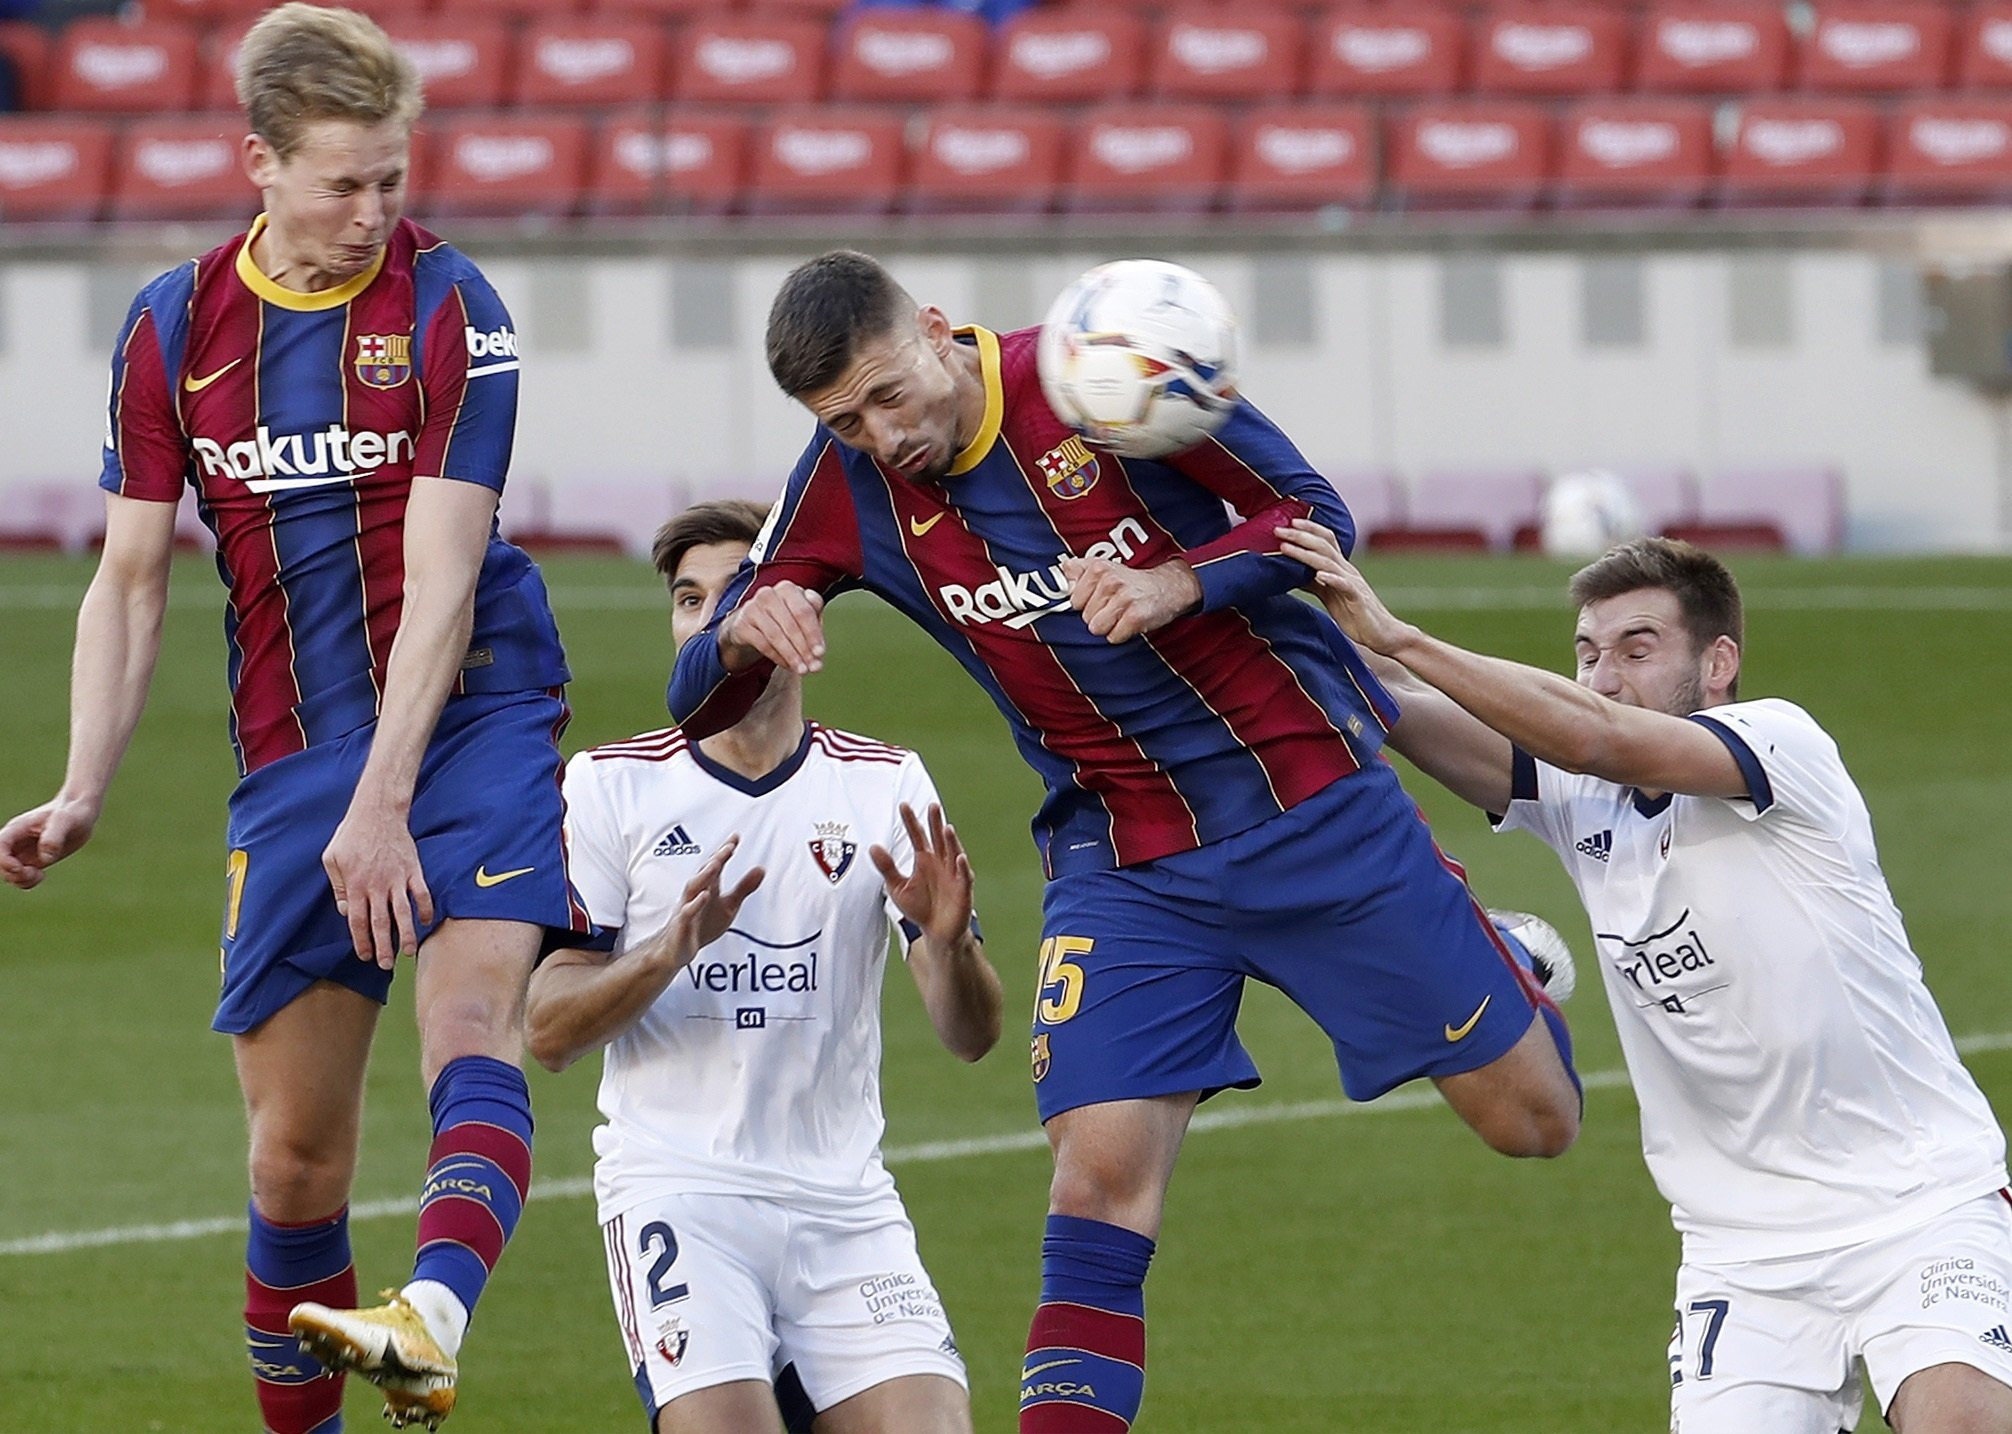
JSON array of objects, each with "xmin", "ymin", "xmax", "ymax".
[
  {"xmin": 650, "ymin": 499, "xmax": 771, "ymax": 589},
  {"xmin": 1569, "ymin": 537, "xmax": 1745, "ymax": 697},
  {"xmin": 766, "ymin": 250, "xmax": 914, "ymax": 398}
]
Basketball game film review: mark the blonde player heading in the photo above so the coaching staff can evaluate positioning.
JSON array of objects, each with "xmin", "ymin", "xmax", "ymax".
[
  {"xmin": 527, "ymin": 500, "xmax": 1004, "ymax": 1434},
  {"xmin": 1281, "ymin": 524, "xmax": 2012, "ymax": 1434}
]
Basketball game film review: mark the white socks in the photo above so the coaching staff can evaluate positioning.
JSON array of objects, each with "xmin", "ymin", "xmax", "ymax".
[{"xmin": 399, "ymin": 1279, "xmax": 470, "ymax": 1358}]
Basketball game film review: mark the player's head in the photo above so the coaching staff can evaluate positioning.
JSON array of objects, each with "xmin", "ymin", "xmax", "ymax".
[
  {"xmin": 236, "ymin": 4, "xmax": 423, "ymax": 282},
  {"xmin": 653, "ymin": 500, "xmax": 772, "ymax": 650},
  {"xmin": 766, "ymin": 251, "xmax": 971, "ymax": 483},
  {"xmin": 1568, "ymin": 538, "xmax": 1744, "ymax": 715}
]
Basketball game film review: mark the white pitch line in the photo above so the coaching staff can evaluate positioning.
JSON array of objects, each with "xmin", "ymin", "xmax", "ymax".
[{"xmin": 6, "ymin": 1032, "xmax": 2009, "ymax": 1259}]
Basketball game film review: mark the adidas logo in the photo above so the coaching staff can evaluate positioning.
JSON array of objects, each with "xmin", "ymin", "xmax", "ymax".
[
  {"xmin": 1983, "ymin": 1323, "xmax": 2012, "ymax": 1354},
  {"xmin": 653, "ymin": 824, "xmax": 700, "ymax": 857},
  {"xmin": 1575, "ymin": 830, "xmax": 1612, "ymax": 863}
]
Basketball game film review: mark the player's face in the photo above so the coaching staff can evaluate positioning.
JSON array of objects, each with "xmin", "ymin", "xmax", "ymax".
[
  {"xmin": 246, "ymin": 118, "xmax": 410, "ymax": 288},
  {"xmin": 670, "ymin": 540, "xmax": 753, "ymax": 650},
  {"xmin": 1573, "ymin": 587, "xmax": 1715, "ymax": 716},
  {"xmin": 799, "ymin": 308, "xmax": 966, "ymax": 482}
]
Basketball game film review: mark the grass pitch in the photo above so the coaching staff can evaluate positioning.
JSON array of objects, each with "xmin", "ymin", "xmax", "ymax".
[{"xmin": 1, "ymin": 551, "xmax": 2008, "ymax": 1432}]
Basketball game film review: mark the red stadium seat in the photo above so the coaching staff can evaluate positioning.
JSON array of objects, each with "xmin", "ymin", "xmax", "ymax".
[
  {"xmin": 907, "ymin": 105, "xmax": 1064, "ymax": 213},
  {"xmin": 0, "ymin": 116, "xmax": 115, "ymax": 222},
  {"xmin": 1956, "ymin": 4, "xmax": 2012, "ymax": 91},
  {"xmin": 1063, "ymin": 102, "xmax": 1228, "ymax": 211},
  {"xmin": 53, "ymin": 19, "xmax": 201, "ymax": 114},
  {"xmin": 992, "ymin": 9, "xmax": 1146, "ymax": 104},
  {"xmin": 592, "ymin": 0, "xmax": 731, "ymax": 15},
  {"xmin": 1227, "ymin": 103, "xmax": 1375, "ymax": 211},
  {"xmin": 514, "ymin": 18, "xmax": 667, "ymax": 107},
  {"xmin": 0, "ymin": 21, "xmax": 51, "ymax": 110},
  {"xmin": 1149, "ymin": 9, "xmax": 1305, "ymax": 102},
  {"xmin": 1884, "ymin": 98, "xmax": 2012, "ymax": 203},
  {"xmin": 1311, "ymin": 7, "xmax": 1465, "ymax": 98},
  {"xmin": 1325, "ymin": 468, "xmax": 1402, "ymax": 545},
  {"xmin": 1556, "ymin": 99, "xmax": 1715, "ymax": 207},
  {"xmin": 751, "ymin": 0, "xmax": 848, "ymax": 16},
  {"xmin": 1799, "ymin": 3, "xmax": 1952, "ymax": 93},
  {"xmin": 435, "ymin": 0, "xmax": 584, "ymax": 16},
  {"xmin": 111, "ymin": 114, "xmax": 257, "ymax": 220},
  {"xmin": 1683, "ymin": 465, "xmax": 1844, "ymax": 554},
  {"xmin": 673, "ymin": 16, "xmax": 826, "ymax": 104},
  {"xmin": 1636, "ymin": 1, "xmax": 1791, "ymax": 94},
  {"xmin": 1719, "ymin": 98, "xmax": 1880, "ymax": 205},
  {"xmin": 381, "ymin": 17, "xmax": 512, "ymax": 110},
  {"xmin": 424, "ymin": 113, "xmax": 588, "ymax": 217},
  {"xmin": 833, "ymin": 11, "xmax": 986, "ymax": 103},
  {"xmin": 1390, "ymin": 467, "xmax": 1545, "ymax": 552},
  {"xmin": 749, "ymin": 106, "xmax": 904, "ymax": 214},
  {"xmin": 1386, "ymin": 101, "xmax": 1551, "ymax": 209},
  {"xmin": 589, "ymin": 108, "xmax": 749, "ymax": 213},
  {"xmin": 200, "ymin": 20, "xmax": 253, "ymax": 111},
  {"xmin": 1472, "ymin": 5, "xmax": 1627, "ymax": 98}
]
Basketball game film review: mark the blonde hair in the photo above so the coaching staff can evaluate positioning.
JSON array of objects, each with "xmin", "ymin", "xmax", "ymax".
[{"xmin": 235, "ymin": 4, "xmax": 423, "ymax": 159}]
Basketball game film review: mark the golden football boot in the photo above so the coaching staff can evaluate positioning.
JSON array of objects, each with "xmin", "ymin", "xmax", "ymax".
[{"xmin": 289, "ymin": 1290, "xmax": 458, "ymax": 1430}]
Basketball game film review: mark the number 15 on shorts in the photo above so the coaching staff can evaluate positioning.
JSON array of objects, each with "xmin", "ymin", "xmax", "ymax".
[
  {"xmin": 1669, "ymin": 1297, "xmax": 1730, "ymax": 1387},
  {"xmin": 1036, "ymin": 936, "xmax": 1090, "ymax": 1025}
]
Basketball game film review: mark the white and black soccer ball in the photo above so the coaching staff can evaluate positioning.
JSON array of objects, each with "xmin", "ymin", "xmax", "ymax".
[
  {"xmin": 1541, "ymin": 470, "xmax": 1645, "ymax": 559},
  {"xmin": 1036, "ymin": 259, "xmax": 1240, "ymax": 460}
]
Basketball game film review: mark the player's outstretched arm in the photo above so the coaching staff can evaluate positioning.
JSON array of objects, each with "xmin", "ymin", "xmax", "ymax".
[
  {"xmin": 872, "ymin": 803, "xmax": 1002, "ymax": 1063},
  {"xmin": 1, "ymin": 493, "xmax": 175, "ymax": 891},
  {"xmin": 1059, "ymin": 554, "xmax": 1201, "ymax": 645},
  {"xmin": 1278, "ymin": 519, "xmax": 1749, "ymax": 799},
  {"xmin": 526, "ymin": 837, "xmax": 763, "ymax": 1072}
]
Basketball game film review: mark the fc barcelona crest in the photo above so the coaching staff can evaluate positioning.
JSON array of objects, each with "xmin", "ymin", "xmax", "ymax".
[
  {"xmin": 1037, "ymin": 435, "xmax": 1100, "ymax": 501},
  {"xmin": 1031, "ymin": 1032, "xmax": 1052, "ymax": 1084},
  {"xmin": 354, "ymin": 333, "xmax": 412, "ymax": 390},
  {"xmin": 809, "ymin": 820, "xmax": 856, "ymax": 885}
]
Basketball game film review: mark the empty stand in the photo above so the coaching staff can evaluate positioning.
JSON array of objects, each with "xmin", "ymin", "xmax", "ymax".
[
  {"xmin": 436, "ymin": 0, "xmax": 586, "ymax": 17},
  {"xmin": 1228, "ymin": 103, "xmax": 1375, "ymax": 211},
  {"xmin": 1149, "ymin": 9, "xmax": 1305, "ymax": 103},
  {"xmin": 1389, "ymin": 467, "xmax": 1545, "ymax": 551},
  {"xmin": 993, "ymin": 9, "xmax": 1146, "ymax": 104},
  {"xmin": 1599, "ymin": 464, "xmax": 1699, "ymax": 535},
  {"xmin": 1063, "ymin": 102, "xmax": 1228, "ymax": 211},
  {"xmin": 1325, "ymin": 467, "xmax": 1402, "ymax": 543},
  {"xmin": 1884, "ymin": 98, "xmax": 2012, "ymax": 203},
  {"xmin": 0, "ymin": 116, "xmax": 114, "ymax": 222},
  {"xmin": 1678, "ymin": 466, "xmax": 1845, "ymax": 553},
  {"xmin": 1472, "ymin": 5, "xmax": 1627, "ymax": 98},
  {"xmin": 0, "ymin": 20, "xmax": 53, "ymax": 111},
  {"xmin": 832, "ymin": 10, "xmax": 986, "ymax": 104},
  {"xmin": 1635, "ymin": 1, "xmax": 1792, "ymax": 94},
  {"xmin": 908, "ymin": 106, "xmax": 1064, "ymax": 213},
  {"xmin": 53, "ymin": 19, "xmax": 200, "ymax": 114},
  {"xmin": 110, "ymin": 114, "xmax": 254, "ymax": 220},
  {"xmin": 514, "ymin": 17, "xmax": 667, "ymax": 108},
  {"xmin": 590, "ymin": 109, "xmax": 748, "ymax": 214},
  {"xmin": 1958, "ymin": 4, "xmax": 2012, "ymax": 91},
  {"xmin": 200, "ymin": 20, "xmax": 253, "ymax": 112},
  {"xmin": 673, "ymin": 15, "xmax": 827, "ymax": 105},
  {"xmin": 1719, "ymin": 98, "xmax": 1881, "ymax": 205},
  {"xmin": 425, "ymin": 112, "xmax": 589, "ymax": 217},
  {"xmin": 592, "ymin": 0, "xmax": 727, "ymax": 15},
  {"xmin": 1800, "ymin": 3, "xmax": 1953, "ymax": 93},
  {"xmin": 381, "ymin": 17, "xmax": 513, "ymax": 110},
  {"xmin": 1387, "ymin": 101, "xmax": 1550, "ymax": 209},
  {"xmin": 1557, "ymin": 99, "xmax": 1715, "ymax": 207},
  {"xmin": 749, "ymin": 107, "xmax": 905, "ymax": 214},
  {"xmin": 1311, "ymin": 7, "xmax": 1465, "ymax": 98}
]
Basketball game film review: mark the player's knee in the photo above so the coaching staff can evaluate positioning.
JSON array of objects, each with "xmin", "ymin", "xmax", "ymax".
[
  {"xmin": 248, "ymin": 1135, "xmax": 353, "ymax": 1219},
  {"xmin": 1482, "ymin": 1096, "xmax": 1580, "ymax": 1159},
  {"xmin": 1047, "ymin": 1157, "xmax": 1162, "ymax": 1230},
  {"xmin": 417, "ymin": 996, "xmax": 525, "ymax": 1083}
]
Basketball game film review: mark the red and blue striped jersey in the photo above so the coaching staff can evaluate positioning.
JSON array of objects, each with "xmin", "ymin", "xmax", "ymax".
[
  {"xmin": 100, "ymin": 216, "xmax": 569, "ymax": 778},
  {"xmin": 669, "ymin": 325, "xmax": 1397, "ymax": 879}
]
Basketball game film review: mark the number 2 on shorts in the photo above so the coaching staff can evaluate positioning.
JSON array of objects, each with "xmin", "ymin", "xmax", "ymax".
[
  {"xmin": 1036, "ymin": 936, "xmax": 1091, "ymax": 1025},
  {"xmin": 637, "ymin": 1221, "xmax": 690, "ymax": 1308}
]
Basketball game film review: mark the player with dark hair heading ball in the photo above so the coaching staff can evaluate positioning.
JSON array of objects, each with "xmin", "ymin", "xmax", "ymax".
[
  {"xmin": 0, "ymin": 6, "xmax": 579, "ymax": 1428},
  {"xmin": 669, "ymin": 250, "xmax": 1584, "ymax": 1432}
]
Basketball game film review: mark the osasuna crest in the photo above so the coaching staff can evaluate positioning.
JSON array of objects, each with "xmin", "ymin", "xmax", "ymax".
[
  {"xmin": 1037, "ymin": 435, "xmax": 1100, "ymax": 501},
  {"xmin": 809, "ymin": 820, "xmax": 856, "ymax": 885},
  {"xmin": 654, "ymin": 1317, "xmax": 688, "ymax": 1368},
  {"xmin": 354, "ymin": 333, "xmax": 412, "ymax": 389}
]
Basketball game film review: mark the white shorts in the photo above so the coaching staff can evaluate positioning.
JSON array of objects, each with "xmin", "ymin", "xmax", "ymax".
[
  {"xmin": 600, "ymin": 1190, "xmax": 967, "ymax": 1424},
  {"xmin": 1669, "ymin": 1190, "xmax": 2012, "ymax": 1433}
]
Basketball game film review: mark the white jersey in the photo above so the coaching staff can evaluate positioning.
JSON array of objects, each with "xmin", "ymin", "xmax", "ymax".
[
  {"xmin": 562, "ymin": 722, "xmax": 945, "ymax": 1224},
  {"xmin": 1496, "ymin": 697, "xmax": 2006, "ymax": 1264}
]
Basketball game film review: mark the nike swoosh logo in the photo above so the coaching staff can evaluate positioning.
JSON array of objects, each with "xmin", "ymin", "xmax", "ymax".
[
  {"xmin": 183, "ymin": 359, "xmax": 241, "ymax": 393},
  {"xmin": 909, "ymin": 512, "xmax": 946, "ymax": 537},
  {"xmin": 1022, "ymin": 1359, "xmax": 1081, "ymax": 1378},
  {"xmin": 1445, "ymin": 995, "xmax": 1491, "ymax": 1042},
  {"xmin": 474, "ymin": 865, "xmax": 534, "ymax": 888}
]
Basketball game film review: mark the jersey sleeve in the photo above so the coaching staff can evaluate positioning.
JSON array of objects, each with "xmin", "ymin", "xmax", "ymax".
[
  {"xmin": 1162, "ymin": 398, "xmax": 1357, "ymax": 614},
  {"xmin": 560, "ymin": 753, "xmax": 632, "ymax": 936},
  {"xmin": 98, "ymin": 291, "xmax": 188, "ymax": 503},
  {"xmin": 666, "ymin": 432, "xmax": 866, "ymax": 737},
  {"xmin": 414, "ymin": 265, "xmax": 518, "ymax": 491},
  {"xmin": 1490, "ymin": 746, "xmax": 1576, "ymax": 855},
  {"xmin": 1689, "ymin": 699, "xmax": 1854, "ymax": 834}
]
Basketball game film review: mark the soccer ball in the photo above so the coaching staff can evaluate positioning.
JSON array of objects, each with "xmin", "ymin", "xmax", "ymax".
[
  {"xmin": 1540, "ymin": 470, "xmax": 1645, "ymax": 559},
  {"xmin": 1036, "ymin": 259, "xmax": 1240, "ymax": 460}
]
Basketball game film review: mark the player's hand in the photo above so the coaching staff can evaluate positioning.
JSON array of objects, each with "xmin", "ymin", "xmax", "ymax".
[
  {"xmin": 659, "ymin": 836, "xmax": 765, "ymax": 970},
  {"xmin": 871, "ymin": 803, "xmax": 974, "ymax": 948},
  {"xmin": 1276, "ymin": 519, "xmax": 1420, "ymax": 657},
  {"xmin": 717, "ymin": 583, "xmax": 827, "ymax": 676},
  {"xmin": 1061, "ymin": 555, "xmax": 1201, "ymax": 644},
  {"xmin": 323, "ymin": 797, "xmax": 433, "ymax": 970},
  {"xmin": 0, "ymin": 795, "xmax": 99, "ymax": 890}
]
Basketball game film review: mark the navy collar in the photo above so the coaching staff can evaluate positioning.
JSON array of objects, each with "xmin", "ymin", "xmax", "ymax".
[
  {"xmin": 689, "ymin": 723, "xmax": 814, "ymax": 797},
  {"xmin": 1630, "ymin": 788, "xmax": 1674, "ymax": 818}
]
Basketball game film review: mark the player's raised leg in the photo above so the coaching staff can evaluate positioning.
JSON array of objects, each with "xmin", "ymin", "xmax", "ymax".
[
  {"xmin": 1887, "ymin": 1363, "xmax": 2012, "ymax": 1433},
  {"xmin": 813, "ymin": 1374, "xmax": 972, "ymax": 1434},
  {"xmin": 235, "ymin": 981, "xmax": 380, "ymax": 1434}
]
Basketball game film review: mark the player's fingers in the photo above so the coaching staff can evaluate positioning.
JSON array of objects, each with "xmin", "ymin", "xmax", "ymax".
[
  {"xmin": 926, "ymin": 803, "xmax": 947, "ymax": 849},
  {"xmin": 370, "ymin": 888, "xmax": 398, "ymax": 970},
  {"xmin": 726, "ymin": 865, "xmax": 765, "ymax": 905},
  {"xmin": 899, "ymin": 802, "xmax": 929, "ymax": 853},
  {"xmin": 392, "ymin": 885, "xmax": 420, "ymax": 962},
  {"xmin": 412, "ymin": 872, "xmax": 436, "ymax": 929},
  {"xmin": 780, "ymin": 589, "xmax": 827, "ymax": 667},
  {"xmin": 751, "ymin": 607, "xmax": 815, "ymax": 676},
  {"xmin": 868, "ymin": 843, "xmax": 905, "ymax": 885}
]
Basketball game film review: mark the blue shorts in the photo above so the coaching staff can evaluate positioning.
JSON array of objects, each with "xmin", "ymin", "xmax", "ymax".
[
  {"xmin": 214, "ymin": 688, "xmax": 587, "ymax": 1034},
  {"xmin": 1029, "ymin": 761, "xmax": 1549, "ymax": 1122}
]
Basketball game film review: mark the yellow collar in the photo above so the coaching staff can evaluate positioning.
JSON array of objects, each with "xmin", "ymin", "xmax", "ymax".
[
  {"xmin": 234, "ymin": 214, "xmax": 386, "ymax": 312},
  {"xmin": 946, "ymin": 325, "xmax": 1002, "ymax": 477}
]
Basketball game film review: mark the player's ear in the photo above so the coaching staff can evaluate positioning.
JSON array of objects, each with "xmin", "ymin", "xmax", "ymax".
[
  {"xmin": 916, "ymin": 305, "xmax": 953, "ymax": 354},
  {"xmin": 242, "ymin": 133, "xmax": 279, "ymax": 191},
  {"xmin": 1707, "ymin": 634, "xmax": 1740, "ymax": 699}
]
